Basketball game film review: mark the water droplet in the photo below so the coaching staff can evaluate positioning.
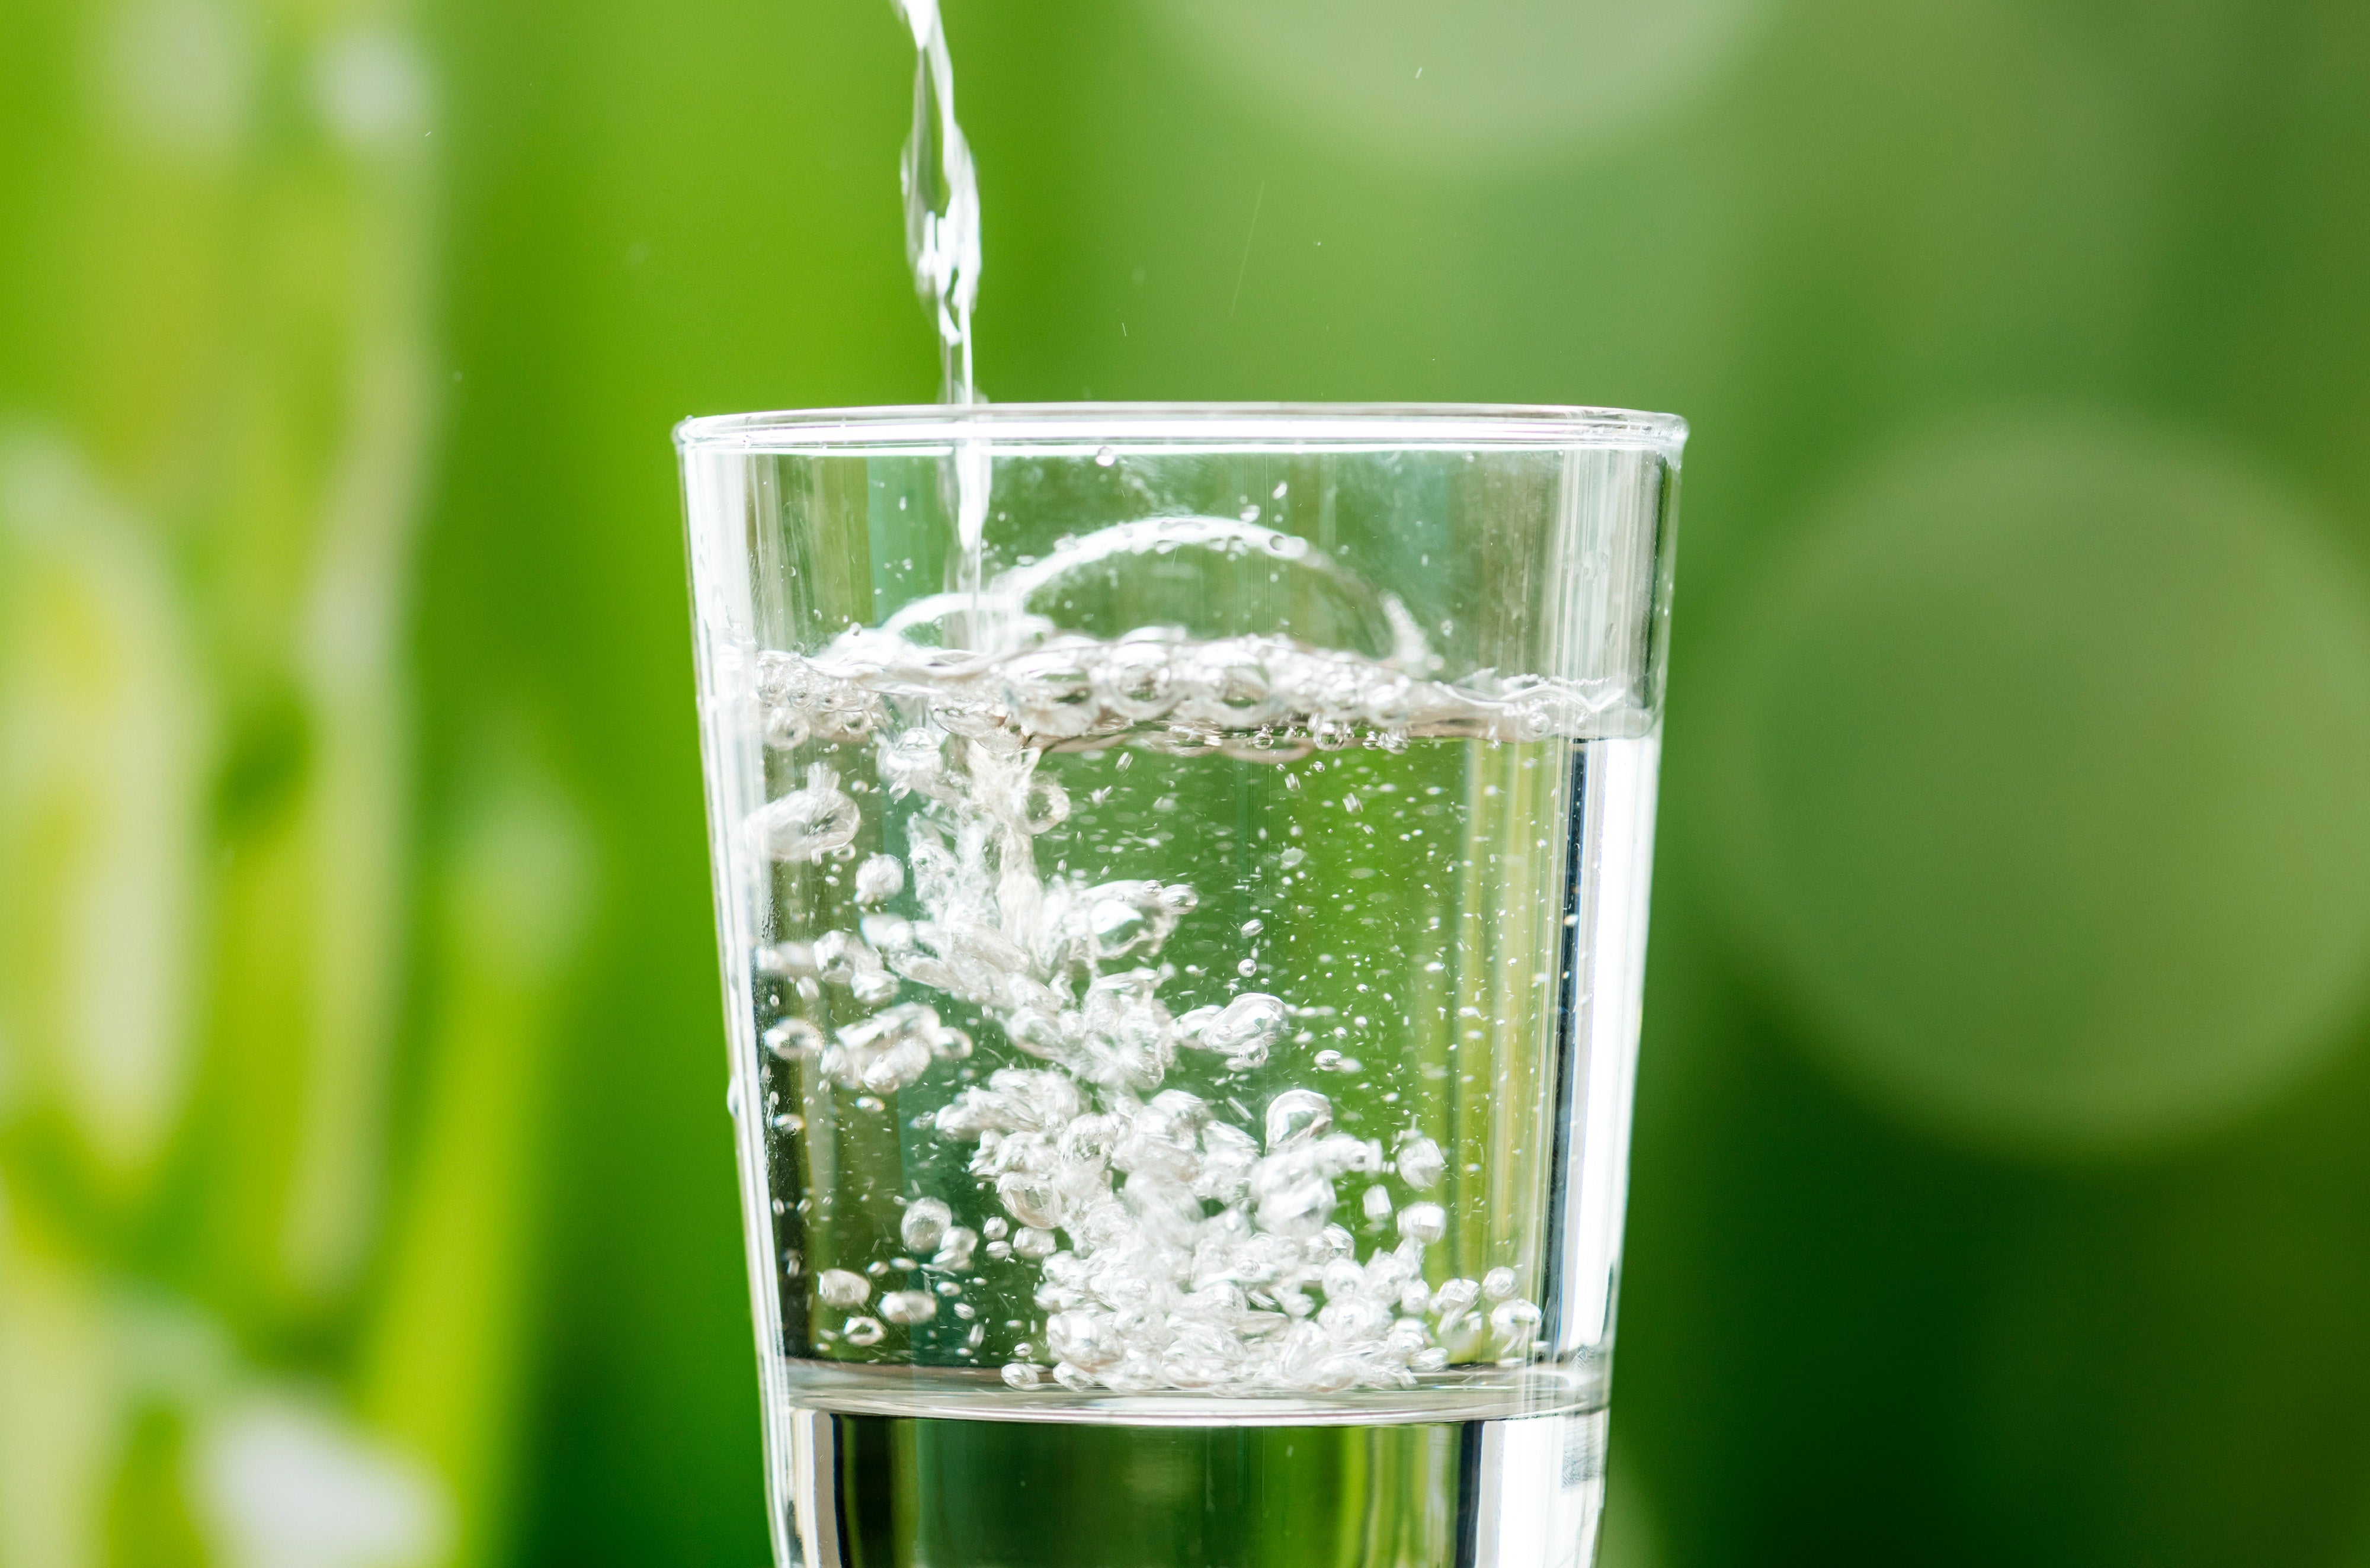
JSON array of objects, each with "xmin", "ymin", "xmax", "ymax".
[
  {"xmin": 843, "ymin": 1315, "xmax": 886, "ymax": 1346},
  {"xmin": 1094, "ymin": 445, "xmax": 1116, "ymax": 467}
]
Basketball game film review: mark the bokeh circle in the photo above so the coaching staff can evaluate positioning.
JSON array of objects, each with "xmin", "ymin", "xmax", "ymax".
[{"xmin": 1705, "ymin": 418, "xmax": 2370, "ymax": 1156}]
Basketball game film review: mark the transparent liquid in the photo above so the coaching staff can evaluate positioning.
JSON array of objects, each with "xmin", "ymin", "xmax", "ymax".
[
  {"xmin": 781, "ymin": 1407, "xmax": 1605, "ymax": 1568},
  {"xmin": 707, "ymin": 518, "xmax": 1660, "ymax": 1565}
]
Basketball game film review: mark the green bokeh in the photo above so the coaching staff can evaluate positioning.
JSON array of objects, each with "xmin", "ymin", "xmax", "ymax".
[
  {"xmin": 1704, "ymin": 418, "xmax": 2370, "ymax": 1153},
  {"xmin": 6, "ymin": 0, "xmax": 2370, "ymax": 1563}
]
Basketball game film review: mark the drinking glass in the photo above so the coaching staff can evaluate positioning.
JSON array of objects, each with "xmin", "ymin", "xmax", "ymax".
[{"xmin": 676, "ymin": 403, "xmax": 1683, "ymax": 1568}]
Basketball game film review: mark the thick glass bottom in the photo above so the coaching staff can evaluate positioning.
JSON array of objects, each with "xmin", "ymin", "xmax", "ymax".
[{"xmin": 775, "ymin": 1405, "xmax": 1606, "ymax": 1568}]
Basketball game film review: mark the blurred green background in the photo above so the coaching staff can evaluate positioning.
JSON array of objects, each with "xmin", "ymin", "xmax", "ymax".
[{"xmin": 5, "ymin": 0, "xmax": 2370, "ymax": 1563}]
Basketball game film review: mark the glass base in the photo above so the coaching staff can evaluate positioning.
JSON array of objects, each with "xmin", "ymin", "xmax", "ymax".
[{"xmin": 776, "ymin": 1404, "xmax": 1606, "ymax": 1568}]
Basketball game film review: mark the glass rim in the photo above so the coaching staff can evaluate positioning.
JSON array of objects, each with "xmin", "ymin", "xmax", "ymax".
[{"xmin": 673, "ymin": 400, "xmax": 1686, "ymax": 457}]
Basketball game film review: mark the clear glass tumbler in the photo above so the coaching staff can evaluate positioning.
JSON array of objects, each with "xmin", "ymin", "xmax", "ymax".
[{"xmin": 676, "ymin": 403, "xmax": 1683, "ymax": 1568}]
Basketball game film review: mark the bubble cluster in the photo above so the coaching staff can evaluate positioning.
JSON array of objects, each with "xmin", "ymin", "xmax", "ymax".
[
  {"xmin": 813, "ymin": 1001, "xmax": 973, "ymax": 1095},
  {"xmin": 759, "ymin": 629, "xmax": 1624, "ymax": 761},
  {"xmin": 928, "ymin": 1075, "xmax": 1541, "ymax": 1393},
  {"xmin": 742, "ymin": 530, "xmax": 1562, "ymax": 1396}
]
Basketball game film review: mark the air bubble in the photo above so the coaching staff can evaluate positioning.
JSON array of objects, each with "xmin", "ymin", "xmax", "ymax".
[
  {"xmin": 880, "ymin": 729, "xmax": 944, "ymax": 796},
  {"xmin": 1096, "ymin": 642, "xmax": 1176, "ymax": 720},
  {"xmin": 748, "ymin": 764, "xmax": 861, "ymax": 862},
  {"xmin": 1192, "ymin": 993, "xmax": 1289, "ymax": 1070},
  {"xmin": 763, "ymin": 1018, "xmax": 824, "ymax": 1061},
  {"xmin": 1396, "ymin": 1203, "xmax": 1447, "ymax": 1245},
  {"xmin": 880, "ymin": 1290, "xmax": 940, "ymax": 1325},
  {"xmin": 855, "ymin": 854, "xmax": 905, "ymax": 905},
  {"xmin": 1004, "ymin": 652, "xmax": 1100, "ymax": 740},
  {"xmin": 818, "ymin": 1269, "xmax": 870, "ymax": 1309},
  {"xmin": 1397, "ymin": 1135, "xmax": 1446, "ymax": 1189},
  {"xmin": 901, "ymin": 1198, "xmax": 953, "ymax": 1253},
  {"xmin": 764, "ymin": 708, "xmax": 810, "ymax": 750},
  {"xmin": 1264, "ymin": 1089, "xmax": 1333, "ymax": 1149},
  {"xmin": 1047, "ymin": 1310, "xmax": 1122, "ymax": 1372},
  {"xmin": 1024, "ymin": 777, "xmax": 1071, "ymax": 833},
  {"xmin": 1488, "ymin": 1298, "xmax": 1543, "ymax": 1352},
  {"xmin": 933, "ymin": 1227, "xmax": 979, "ymax": 1270},
  {"xmin": 818, "ymin": 1002, "xmax": 944, "ymax": 1095}
]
